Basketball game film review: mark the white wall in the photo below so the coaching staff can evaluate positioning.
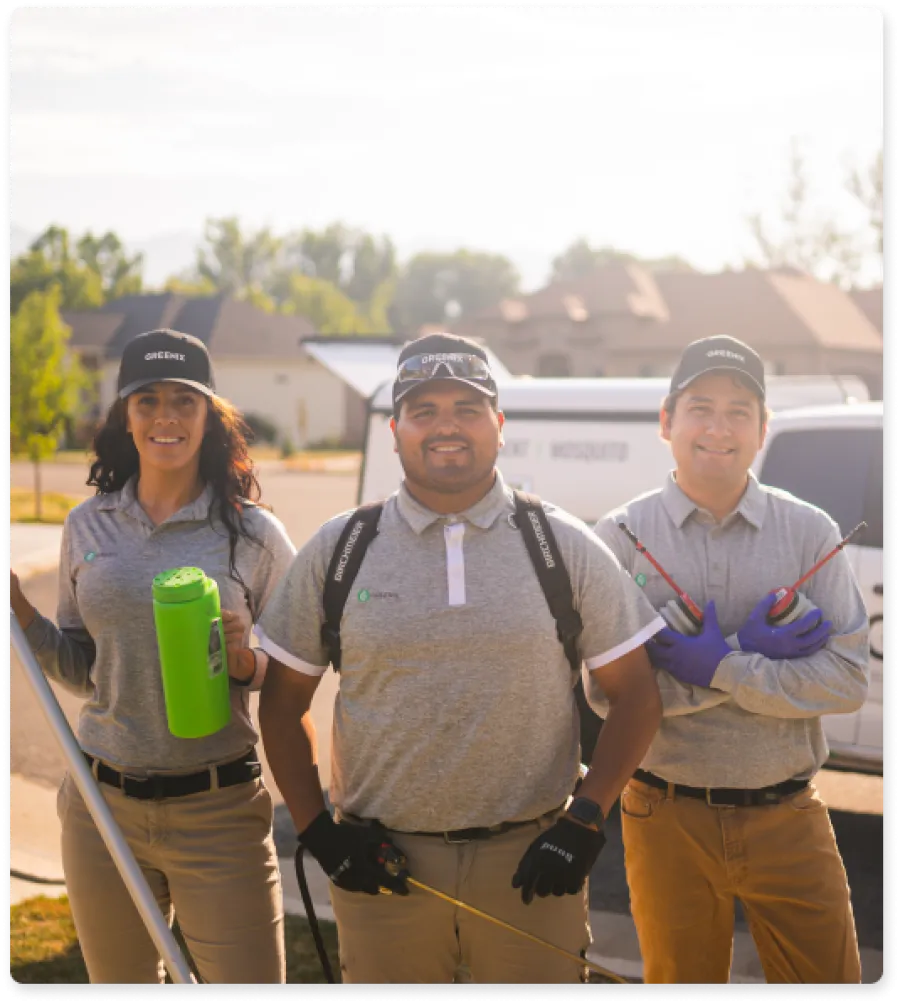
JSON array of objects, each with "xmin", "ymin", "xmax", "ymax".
[
  {"xmin": 214, "ymin": 356, "xmax": 346, "ymax": 448},
  {"xmin": 97, "ymin": 355, "xmax": 349, "ymax": 448}
]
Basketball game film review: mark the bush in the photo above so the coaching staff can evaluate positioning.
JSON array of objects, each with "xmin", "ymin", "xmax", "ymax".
[
  {"xmin": 280, "ymin": 438, "xmax": 296, "ymax": 459},
  {"xmin": 305, "ymin": 435, "xmax": 348, "ymax": 452},
  {"xmin": 243, "ymin": 412, "xmax": 279, "ymax": 445}
]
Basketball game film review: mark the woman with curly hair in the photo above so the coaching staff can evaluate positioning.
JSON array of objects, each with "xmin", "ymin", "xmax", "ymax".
[{"xmin": 11, "ymin": 329, "xmax": 296, "ymax": 983}]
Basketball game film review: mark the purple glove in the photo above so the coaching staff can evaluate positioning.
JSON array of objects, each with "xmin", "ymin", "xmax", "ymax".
[
  {"xmin": 737, "ymin": 594, "xmax": 832, "ymax": 660},
  {"xmin": 646, "ymin": 601, "xmax": 731, "ymax": 688}
]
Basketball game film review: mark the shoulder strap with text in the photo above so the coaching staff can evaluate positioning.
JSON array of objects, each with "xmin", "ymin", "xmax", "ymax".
[
  {"xmin": 512, "ymin": 490, "xmax": 584, "ymax": 672},
  {"xmin": 321, "ymin": 502, "xmax": 384, "ymax": 670}
]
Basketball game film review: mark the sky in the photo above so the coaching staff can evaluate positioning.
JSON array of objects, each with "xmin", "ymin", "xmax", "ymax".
[{"xmin": 6, "ymin": 1, "xmax": 886, "ymax": 290}]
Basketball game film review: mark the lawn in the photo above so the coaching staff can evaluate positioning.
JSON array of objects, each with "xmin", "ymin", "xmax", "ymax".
[
  {"xmin": 11, "ymin": 895, "xmax": 630, "ymax": 984},
  {"xmin": 10, "ymin": 895, "xmax": 341, "ymax": 984},
  {"xmin": 10, "ymin": 489, "xmax": 84, "ymax": 524}
]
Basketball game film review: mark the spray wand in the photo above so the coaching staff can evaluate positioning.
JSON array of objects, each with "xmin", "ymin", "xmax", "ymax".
[
  {"xmin": 375, "ymin": 843, "xmax": 630, "ymax": 983},
  {"xmin": 617, "ymin": 523, "xmax": 704, "ymax": 629},
  {"xmin": 767, "ymin": 522, "xmax": 866, "ymax": 622},
  {"xmin": 618, "ymin": 520, "xmax": 867, "ymax": 629}
]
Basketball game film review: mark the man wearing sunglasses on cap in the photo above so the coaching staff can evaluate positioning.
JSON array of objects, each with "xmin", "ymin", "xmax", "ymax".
[{"xmin": 256, "ymin": 332, "xmax": 664, "ymax": 983}]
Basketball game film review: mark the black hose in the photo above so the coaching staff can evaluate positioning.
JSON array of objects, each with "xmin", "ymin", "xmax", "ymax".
[
  {"xmin": 11, "ymin": 868, "xmax": 67, "ymax": 885},
  {"xmin": 294, "ymin": 845, "xmax": 336, "ymax": 983}
]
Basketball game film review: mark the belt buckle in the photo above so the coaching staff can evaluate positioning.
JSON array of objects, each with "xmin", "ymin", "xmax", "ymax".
[
  {"xmin": 443, "ymin": 830, "xmax": 472, "ymax": 844},
  {"xmin": 705, "ymin": 788, "xmax": 727, "ymax": 807},
  {"xmin": 130, "ymin": 773, "xmax": 166, "ymax": 801}
]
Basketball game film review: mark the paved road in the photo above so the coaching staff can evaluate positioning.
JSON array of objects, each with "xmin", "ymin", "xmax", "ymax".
[{"xmin": 10, "ymin": 462, "xmax": 883, "ymax": 953}]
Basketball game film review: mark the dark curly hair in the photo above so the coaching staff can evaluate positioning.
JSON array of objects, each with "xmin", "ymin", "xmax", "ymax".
[{"xmin": 87, "ymin": 393, "xmax": 270, "ymax": 616}]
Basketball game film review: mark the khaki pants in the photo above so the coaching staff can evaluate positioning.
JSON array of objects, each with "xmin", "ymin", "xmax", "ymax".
[
  {"xmin": 330, "ymin": 813, "xmax": 591, "ymax": 983},
  {"xmin": 620, "ymin": 778, "xmax": 861, "ymax": 984},
  {"xmin": 57, "ymin": 772, "xmax": 285, "ymax": 984}
]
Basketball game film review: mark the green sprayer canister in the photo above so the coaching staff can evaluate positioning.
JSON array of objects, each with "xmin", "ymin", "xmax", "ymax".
[{"xmin": 152, "ymin": 567, "xmax": 231, "ymax": 739}]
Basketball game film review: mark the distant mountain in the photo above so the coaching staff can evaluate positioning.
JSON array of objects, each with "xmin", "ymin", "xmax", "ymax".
[{"xmin": 131, "ymin": 230, "xmax": 201, "ymax": 288}]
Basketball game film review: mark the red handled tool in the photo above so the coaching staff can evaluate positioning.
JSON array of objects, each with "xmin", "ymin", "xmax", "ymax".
[
  {"xmin": 617, "ymin": 522, "xmax": 704, "ymax": 628},
  {"xmin": 767, "ymin": 522, "xmax": 866, "ymax": 623},
  {"xmin": 376, "ymin": 844, "xmax": 629, "ymax": 983}
]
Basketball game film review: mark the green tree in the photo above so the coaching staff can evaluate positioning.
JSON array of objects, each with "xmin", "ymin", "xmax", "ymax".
[
  {"xmin": 10, "ymin": 227, "xmax": 103, "ymax": 314},
  {"xmin": 549, "ymin": 238, "xmax": 695, "ymax": 283},
  {"xmin": 194, "ymin": 217, "xmax": 282, "ymax": 296},
  {"xmin": 745, "ymin": 140, "xmax": 883, "ymax": 288},
  {"xmin": 278, "ymin": 274, "xmax": 377, "ymax": 335},
  {"xmin": 10, "ymin": 286, "xmax": 94, "ymax": 519},
  {"xmin": 277, "ymin": 223, "xmax": 397, "ymax": 322},
  {"xmin": 10, "ymin": 225, "xmax": 145, "ymax": 313},
  {"xmin": 364, "ymin": 275, "xmax": 397, "ymax": 332},
  {"xmin": 391, "ymin": 250, "xmax": 521, "ymax": 333},
  {"xmin": 76, "ymin": 231, "xmax": 144, "ymax": 301},
  {"xmin": 163, "ymin": 275, "xmax": 220, "ymax": 297},
  {"xmin": 846, "ymin": 148, "xmax": 882, "ymax": 259}
]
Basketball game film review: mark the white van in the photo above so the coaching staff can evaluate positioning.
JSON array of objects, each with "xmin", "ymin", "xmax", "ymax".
[
  {"xmin": 359, "ymin": 375, "xmax": 869, "ymax": 523},
  {"xmin": 753, "ymin": 402, "xmax": 883, "ymax": 775}
]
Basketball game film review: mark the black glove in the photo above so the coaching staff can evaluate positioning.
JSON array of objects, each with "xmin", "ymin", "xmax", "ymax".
[
  {"xmin": 512, "ymin": 817, "xmax": 606, "ymax": 905},
  {"xmin": 297, "ymin": 811, "xmax": 409, "ymax": 896}
]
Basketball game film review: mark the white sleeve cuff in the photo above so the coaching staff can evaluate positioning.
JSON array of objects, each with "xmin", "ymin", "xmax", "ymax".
[
  {"xmin": 255, "ymin": 625, "xmax": 329, "ymax": 678},
  {"xmin": 583, "ymin": 615, "xmax": 667, "ymax": 671}
]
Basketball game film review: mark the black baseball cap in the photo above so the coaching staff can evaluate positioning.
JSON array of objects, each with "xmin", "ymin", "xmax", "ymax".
[
  {"xmin": 392, "ymin": 332, "xmax": 498, "ymax": 408},
  {"xmin": 670, "ymin": 335, "xmax": 766, "ymax": 400},
  {"xmin": 117, "ymin": 329, "xmax": 216, "ymax": 400}
]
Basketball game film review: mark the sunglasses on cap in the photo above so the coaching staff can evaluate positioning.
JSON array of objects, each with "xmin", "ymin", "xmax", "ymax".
[{"xmin": 396, "ymin": 352, "xmax": 494, "ymax": 384}]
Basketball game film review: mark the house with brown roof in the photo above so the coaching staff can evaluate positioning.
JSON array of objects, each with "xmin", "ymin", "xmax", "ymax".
[
  {"xmin": 849, "ymin": 286, "xmax": 883, "ymax": 336},
  {"xmin": 452, "ymin": 265, "xmax": 883, "ymax": 398},
  {"xmin": 63, "ymin": 293, "xmax": 370, "ymax": 448}
]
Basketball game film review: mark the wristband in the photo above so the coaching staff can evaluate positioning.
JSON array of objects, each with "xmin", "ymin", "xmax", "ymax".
[{"xmin": 231, "ymin": 647, "xmax": 259, "ymax": 688}]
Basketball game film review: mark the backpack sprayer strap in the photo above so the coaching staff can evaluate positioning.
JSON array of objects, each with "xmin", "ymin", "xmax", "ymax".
[
  {"xmin": 512, "ymin": 491, "xmax": 583, "ymax": 672},
  {"xmin": 320, "ymin": 494, "xmax": 584, "ymax": 673},
  {"xmin": 321, "ymin": 502, "xmax": 384, "ymax": 670}
]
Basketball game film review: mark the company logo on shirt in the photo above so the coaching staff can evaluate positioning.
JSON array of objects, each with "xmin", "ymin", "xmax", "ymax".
[
  {"xmin": 634, "ymin": 572, "xmax": 647, "ymax": 588},
  {"xmin": 357, "ymin": 588, "xmax": 399, "ymax": 602},
  {"xmin": 84, "ymin": 550, "xmax": 115, "ymax": 562}
]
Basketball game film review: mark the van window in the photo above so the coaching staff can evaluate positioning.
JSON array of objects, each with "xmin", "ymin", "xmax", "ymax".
[
  {"xmin": 759, "ymin": 428, "xmax": 880, "ymax": 540},
  {"xmin": 862, "ymin": 431, "xmax": 883, "ymax": 549}
]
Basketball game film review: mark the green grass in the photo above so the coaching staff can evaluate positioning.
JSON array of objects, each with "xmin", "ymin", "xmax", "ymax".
[
  {"xmin": 10, "ymin": 489, "xmax": 84, "ymax": 524},
  {"xmin": 11, "ymin": 451, "xmax": 91, "ymax": 465},
  {"xmin": 10, "ymin": 895, "xmax": 341, "ymax": 984}
]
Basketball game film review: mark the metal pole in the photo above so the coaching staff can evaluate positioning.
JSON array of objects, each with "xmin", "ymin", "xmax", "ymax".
[{"xmin": 10, "ymin": 612, "xmax": 196, "ymax": 984}]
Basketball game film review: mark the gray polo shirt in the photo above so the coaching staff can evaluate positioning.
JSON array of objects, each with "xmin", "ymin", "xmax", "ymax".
[
  {"xmin": 258, "ymin": 472, "xmax": 663, "ymax": 832},
  {"xmin": 24, "ymin": 476, "xmax": 296, "ymax": 775},
  {"xmin": 591, "ymin": 472, "xmax": 869, "ymax": 788}
]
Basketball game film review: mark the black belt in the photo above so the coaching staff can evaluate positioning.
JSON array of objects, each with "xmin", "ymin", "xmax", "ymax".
[
  {"xmin": 633, "ymin": 768, "xmax": 809, "ymax": 807},
  {"xmin": 407, "ymin": 818, "xmax": 540, "ymax": 844},
  {"xmin": 393, "ymin": 803, "xmax": 567, "ymax": 844},
  {"xmin": 83, "ymin": 750, "xmax": 261, "ymax": 801}
]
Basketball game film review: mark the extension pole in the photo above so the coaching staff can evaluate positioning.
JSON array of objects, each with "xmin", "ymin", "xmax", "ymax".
[{"xmin": 10, "ymin": 612, "xmax": 196, "ymax": 984}]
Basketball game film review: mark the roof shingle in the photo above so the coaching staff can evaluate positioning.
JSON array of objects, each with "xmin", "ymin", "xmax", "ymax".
[{"xmin": 63, "ymin": 293, "xmax": 317, "ymax": 361}]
